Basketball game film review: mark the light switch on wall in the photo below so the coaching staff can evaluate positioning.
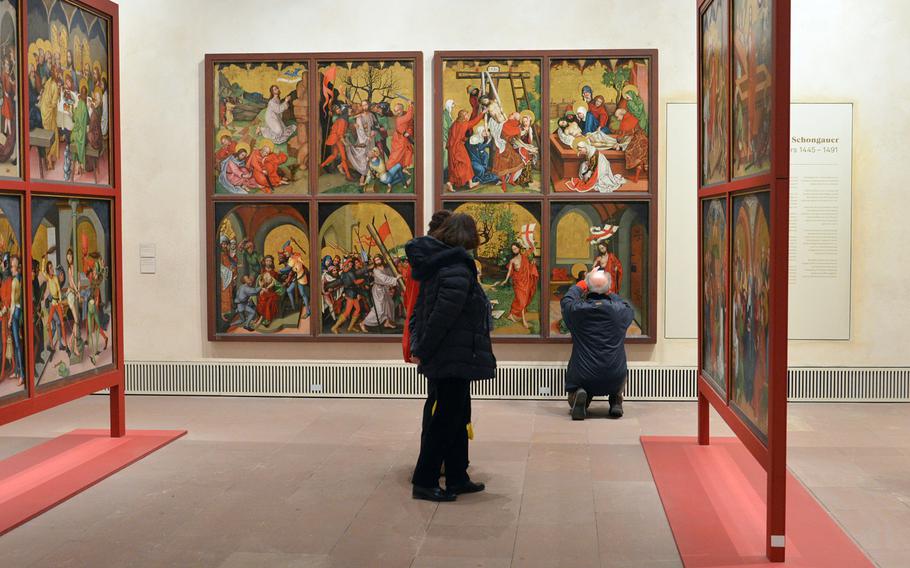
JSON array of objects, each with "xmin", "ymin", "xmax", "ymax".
[
  {"xmin": 139, "ymin": 243, "xmax": 156, "ymax": 258},
  {"xmin": 140, "ymin": 257, "xmax": 156, "ymax": 274}
]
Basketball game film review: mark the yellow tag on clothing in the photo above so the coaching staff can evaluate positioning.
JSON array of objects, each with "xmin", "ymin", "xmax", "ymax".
[
  {"xmin": 466, "ymin": 423, "xmax": 474, "ymax": 440},
  {"xmin": 431, "ymin": 401, "xmax": 437, "ymax": 416}
]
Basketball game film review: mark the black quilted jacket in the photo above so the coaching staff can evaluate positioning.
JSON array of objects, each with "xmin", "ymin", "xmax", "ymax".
[{"xmin": 406, "ymin": 236, "xmax": 496, "ymax": 381}]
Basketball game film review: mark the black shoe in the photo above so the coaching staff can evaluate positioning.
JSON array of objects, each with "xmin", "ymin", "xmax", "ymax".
[
  {"xmin": 448, "ymin": 480, "xmax": 485, "ymax": 495},
  {"xmin": 609, "ymin": 394, "xmax": 624, "ymax": 419},
  {"xmin": 412, "ymin": 485, "xmax": 457, "ymax": 502},
  {"xmin": 571, "ymin": 388, "xmax": 587, "ymax": 421}
]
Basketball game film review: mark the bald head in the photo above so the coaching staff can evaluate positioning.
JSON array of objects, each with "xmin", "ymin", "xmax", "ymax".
[{"xmin": 586, "ymin": 270, "xmax": 613, "ymax": 294}]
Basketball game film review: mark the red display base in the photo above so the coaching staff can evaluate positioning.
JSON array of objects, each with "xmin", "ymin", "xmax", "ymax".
[
  {"xmin": 640, "ymin": 436, "xmax": 874, "ymax": 567},
  {"xmin": 0, "ymin": 429, "xmax": 186, "ymax": 535}
]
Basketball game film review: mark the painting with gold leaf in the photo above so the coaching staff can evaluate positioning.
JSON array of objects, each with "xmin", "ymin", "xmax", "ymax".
[
  {"xmin": 214, "ymin": 202, "xmax": 311, "ymax": 336},
  {"xmin": 28, "ymin": 0, "xmax": 112, "ymax": 185},
  {"xmin": 212, "ymin": 61, "xmax": 309, "ymax": 195},
  {"xmin": 732, "ymin": 0, "xmax": 773, "ymax": 179},
  {"xmin": 318, "ymin": 60, "xmax": 416, "ymax": 194},
  {"xmin": 439, "ymin": 58, "xmax": 542, "ymax": 195},
  {"xmin": 318, "ymin": 202, "xmax": 414, "ymax": 335},
  {"xmin": 31, "ymin": 196, "xmax": 114, "ymax": 388},
  {"xmin": 549, "ymin": 58, "xmax": 652, "ymax": 193},
  {"xmin": 548, "ymin": 201, "xmax": 649, "ymax": 337},
  {"xmin": 0, "ymin": 0, "xmax": 19, "ymax": 180},
  {"xmin": 0, "ymin": 194, "xmax": 24, "ymax": 401},
  {"xmin": 443, "ymin": 201, "xmax": 541, "ymax": 336}
]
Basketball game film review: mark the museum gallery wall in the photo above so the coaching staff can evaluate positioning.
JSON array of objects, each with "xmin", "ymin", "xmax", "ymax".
[
  {"xmin": 0, "ymin": 0, "xmax": 122, "ymax": 420},
  {"xmin": 206, "ymin": 52, "xmax": 422, "ymax": 341},
  {"xmin": 436, "ymin": 51, "xmax": 657, "ymax": 342}
]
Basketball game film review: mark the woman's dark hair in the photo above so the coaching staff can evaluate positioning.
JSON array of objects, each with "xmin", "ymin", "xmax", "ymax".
[
  {"xmin": 431, "ymin": 212, "xmax": 479, "ymax": 250},
  {"xmin": 427, "ymin": 209, "xmax": 453, "ymax": 233}
]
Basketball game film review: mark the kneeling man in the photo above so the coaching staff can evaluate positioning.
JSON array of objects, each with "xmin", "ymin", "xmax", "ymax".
[{"xmin": 560, "ymin": 268, "xmax": 634, "ymax": 420}]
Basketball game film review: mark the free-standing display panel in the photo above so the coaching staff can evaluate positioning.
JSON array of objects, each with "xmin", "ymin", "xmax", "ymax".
[
  {"xmin": 697, "ymin": 0, "xmax": 790, "ymax": 561},
  {"xmin": 205, "ymin": 52, "xmax": 423, "ymax": 342},
  {"xmin": 1, "ymin": 0, "xmax": 123, "ymax": 436},
  {"xmin": 434, "ymin": 50, "xmax": 658, "ymax": 344}
]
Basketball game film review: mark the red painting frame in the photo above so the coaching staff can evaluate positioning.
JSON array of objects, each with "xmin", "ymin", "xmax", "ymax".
[
  {"xmin": 0, "ymin": 0, "xmax": 124, "ymax": 435},
  {"xmin": 697, "ymin": 0, "xmax": 790, "ymax": 561},
  {"xmin": 433, "ymin": 50, "xmax": 659, "ymax": 344},
  {"xmin": 204, "ymin": 51, "xmax": 424, "ymax": 343}
]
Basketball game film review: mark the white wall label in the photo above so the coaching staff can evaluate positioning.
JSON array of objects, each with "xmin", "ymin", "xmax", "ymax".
[{"xmin": 788, "ymin": 103, "xmax": 852, "ymax": 340}]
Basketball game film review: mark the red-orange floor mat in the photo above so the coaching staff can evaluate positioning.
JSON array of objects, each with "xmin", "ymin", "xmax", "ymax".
[
  {"xmin": 0, "ymin": 428, "xmax": 186, "ymax": 535},
  {"xmin": 641, "ymin": 436, "xmax": 874, "ymax": 567}
]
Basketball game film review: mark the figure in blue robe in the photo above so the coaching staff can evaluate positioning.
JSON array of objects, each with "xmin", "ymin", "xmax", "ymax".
[{"xmin": 467, "ymin": 136, "xmax": 499, "ymax": 185}]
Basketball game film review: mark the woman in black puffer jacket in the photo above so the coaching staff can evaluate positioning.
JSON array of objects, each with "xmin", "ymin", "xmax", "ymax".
[{"xmin": 407, "ymin": 212, "xmax": 496, "ymax": 502}]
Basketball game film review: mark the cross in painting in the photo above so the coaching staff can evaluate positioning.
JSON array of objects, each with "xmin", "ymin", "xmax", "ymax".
[
  {"xmin": 734, "ymin": 57, "xmax": 770, "ymax": 108},
  {"xmin": 519, "ymin": 223, "xmax": 536, "ymax": 247},
  {"xmin": 455, "ymin": 68, "xmax": 534, "ymax": 113}
]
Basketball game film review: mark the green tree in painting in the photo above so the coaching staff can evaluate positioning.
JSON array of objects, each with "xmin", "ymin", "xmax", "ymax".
[
  {"xmin": 494, "ymin": 209, "xmax": 517, "ymax": 266},
  {"xmin": 602, "ymin": 64, "xmax": 632, "ymax": 105},
  {"xmin": 474, "ymin": 204, "xmax": 516, "ymax": 266}
]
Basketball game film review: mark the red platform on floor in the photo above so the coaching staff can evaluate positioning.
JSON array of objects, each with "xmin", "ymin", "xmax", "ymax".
[
  {"xmin": 0, "ymin": 429, "xmax": 186, "ymax": 535},
  {"xmin": 640, "ymin": 436, "xmax": 874, "ymax": 567}
]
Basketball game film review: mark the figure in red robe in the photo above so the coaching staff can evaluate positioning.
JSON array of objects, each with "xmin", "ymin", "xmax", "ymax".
[
  {"xmin": 588, "ymin": 95, "xmax": 610, "ymax": 130},
  {"xmin": 445, "ymin": 109, "xmax": 484, "ymax": 190},
  {"xmin": 490, "ymin": 114, "xmax": 527, "ymax": 192},
  {"xmin": 616, "ymin": 108, "xmax": 648, "ymax": 183},
  {"xmin": 214, "ymin": 136, "xmax": 236, "ymax": 164},
  {"xmin": 467, "ymin": 86, "xmax": 481, "ymax": 120},
  {"xmin": 255, "ymin": 259, "xmax": 281, "ymax": 325},
  {"xmin": 400, "ymin": 260, "xmax": 419, "ymax": 362},
  {"xmin": 0, "ymin": 275, "xmax": 10, "ymax": 379},
  {"xmin": 497, "ymin": 243, "xmax": 539, "ymax": 330},
  {"xmin": 247, "ymin": 145, "xmax": 288, "ymax": 192},
  {"xmin": 387, "ymin": 102, "xmax": 414, "ymax": 169},
  {"xmin": 320, "ymin": 107, "xmax": 352, "ymax": 180},
  {"xmin": 0, "ymin": 64, "xmax": 14, "ymax": 135},
  {"xmin": 594, "ymin": 243, "xmax": 623, "ymax": 294}
]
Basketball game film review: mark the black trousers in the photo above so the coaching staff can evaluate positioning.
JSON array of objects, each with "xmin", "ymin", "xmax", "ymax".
[{"xmin": 412, "ymin": 378, "xmax": 471, "ymax": 488}]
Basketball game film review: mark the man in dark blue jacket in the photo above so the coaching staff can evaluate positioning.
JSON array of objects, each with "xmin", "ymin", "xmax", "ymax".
[{"xmin": 560, "ymin": 268, "xmax": 634, "ymax": 420}]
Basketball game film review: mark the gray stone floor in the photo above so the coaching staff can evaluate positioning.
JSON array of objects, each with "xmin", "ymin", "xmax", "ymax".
[{"xmin": 0, "ymin": 396, "xmax": 907, "ymax": 567}]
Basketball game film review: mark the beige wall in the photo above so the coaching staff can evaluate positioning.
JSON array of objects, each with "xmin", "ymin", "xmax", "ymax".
[{"xmin": 119, "ymin": 0, "xmax": 910, "ymax": 366}]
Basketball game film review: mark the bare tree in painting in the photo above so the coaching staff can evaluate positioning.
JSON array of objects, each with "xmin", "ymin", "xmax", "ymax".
[{"xmin": 342, "ymin": 63, "xmax": 400, "ymax": 104}]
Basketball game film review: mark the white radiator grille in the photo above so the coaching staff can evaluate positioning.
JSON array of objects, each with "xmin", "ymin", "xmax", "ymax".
[{"xmin": 124, "ymin": 361, "xmax": 910, "ymax": 402}]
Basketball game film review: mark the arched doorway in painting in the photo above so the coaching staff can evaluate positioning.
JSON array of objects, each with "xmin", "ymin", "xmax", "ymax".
[{"xmin": 212, "ymin": 203, "xmax": 311, "ymax": 337}]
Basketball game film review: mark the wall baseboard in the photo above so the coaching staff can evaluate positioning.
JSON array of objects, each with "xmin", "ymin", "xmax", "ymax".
[{"xmin": 123, "ymin": 361, "xmax": 910, "ymax": 402}]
